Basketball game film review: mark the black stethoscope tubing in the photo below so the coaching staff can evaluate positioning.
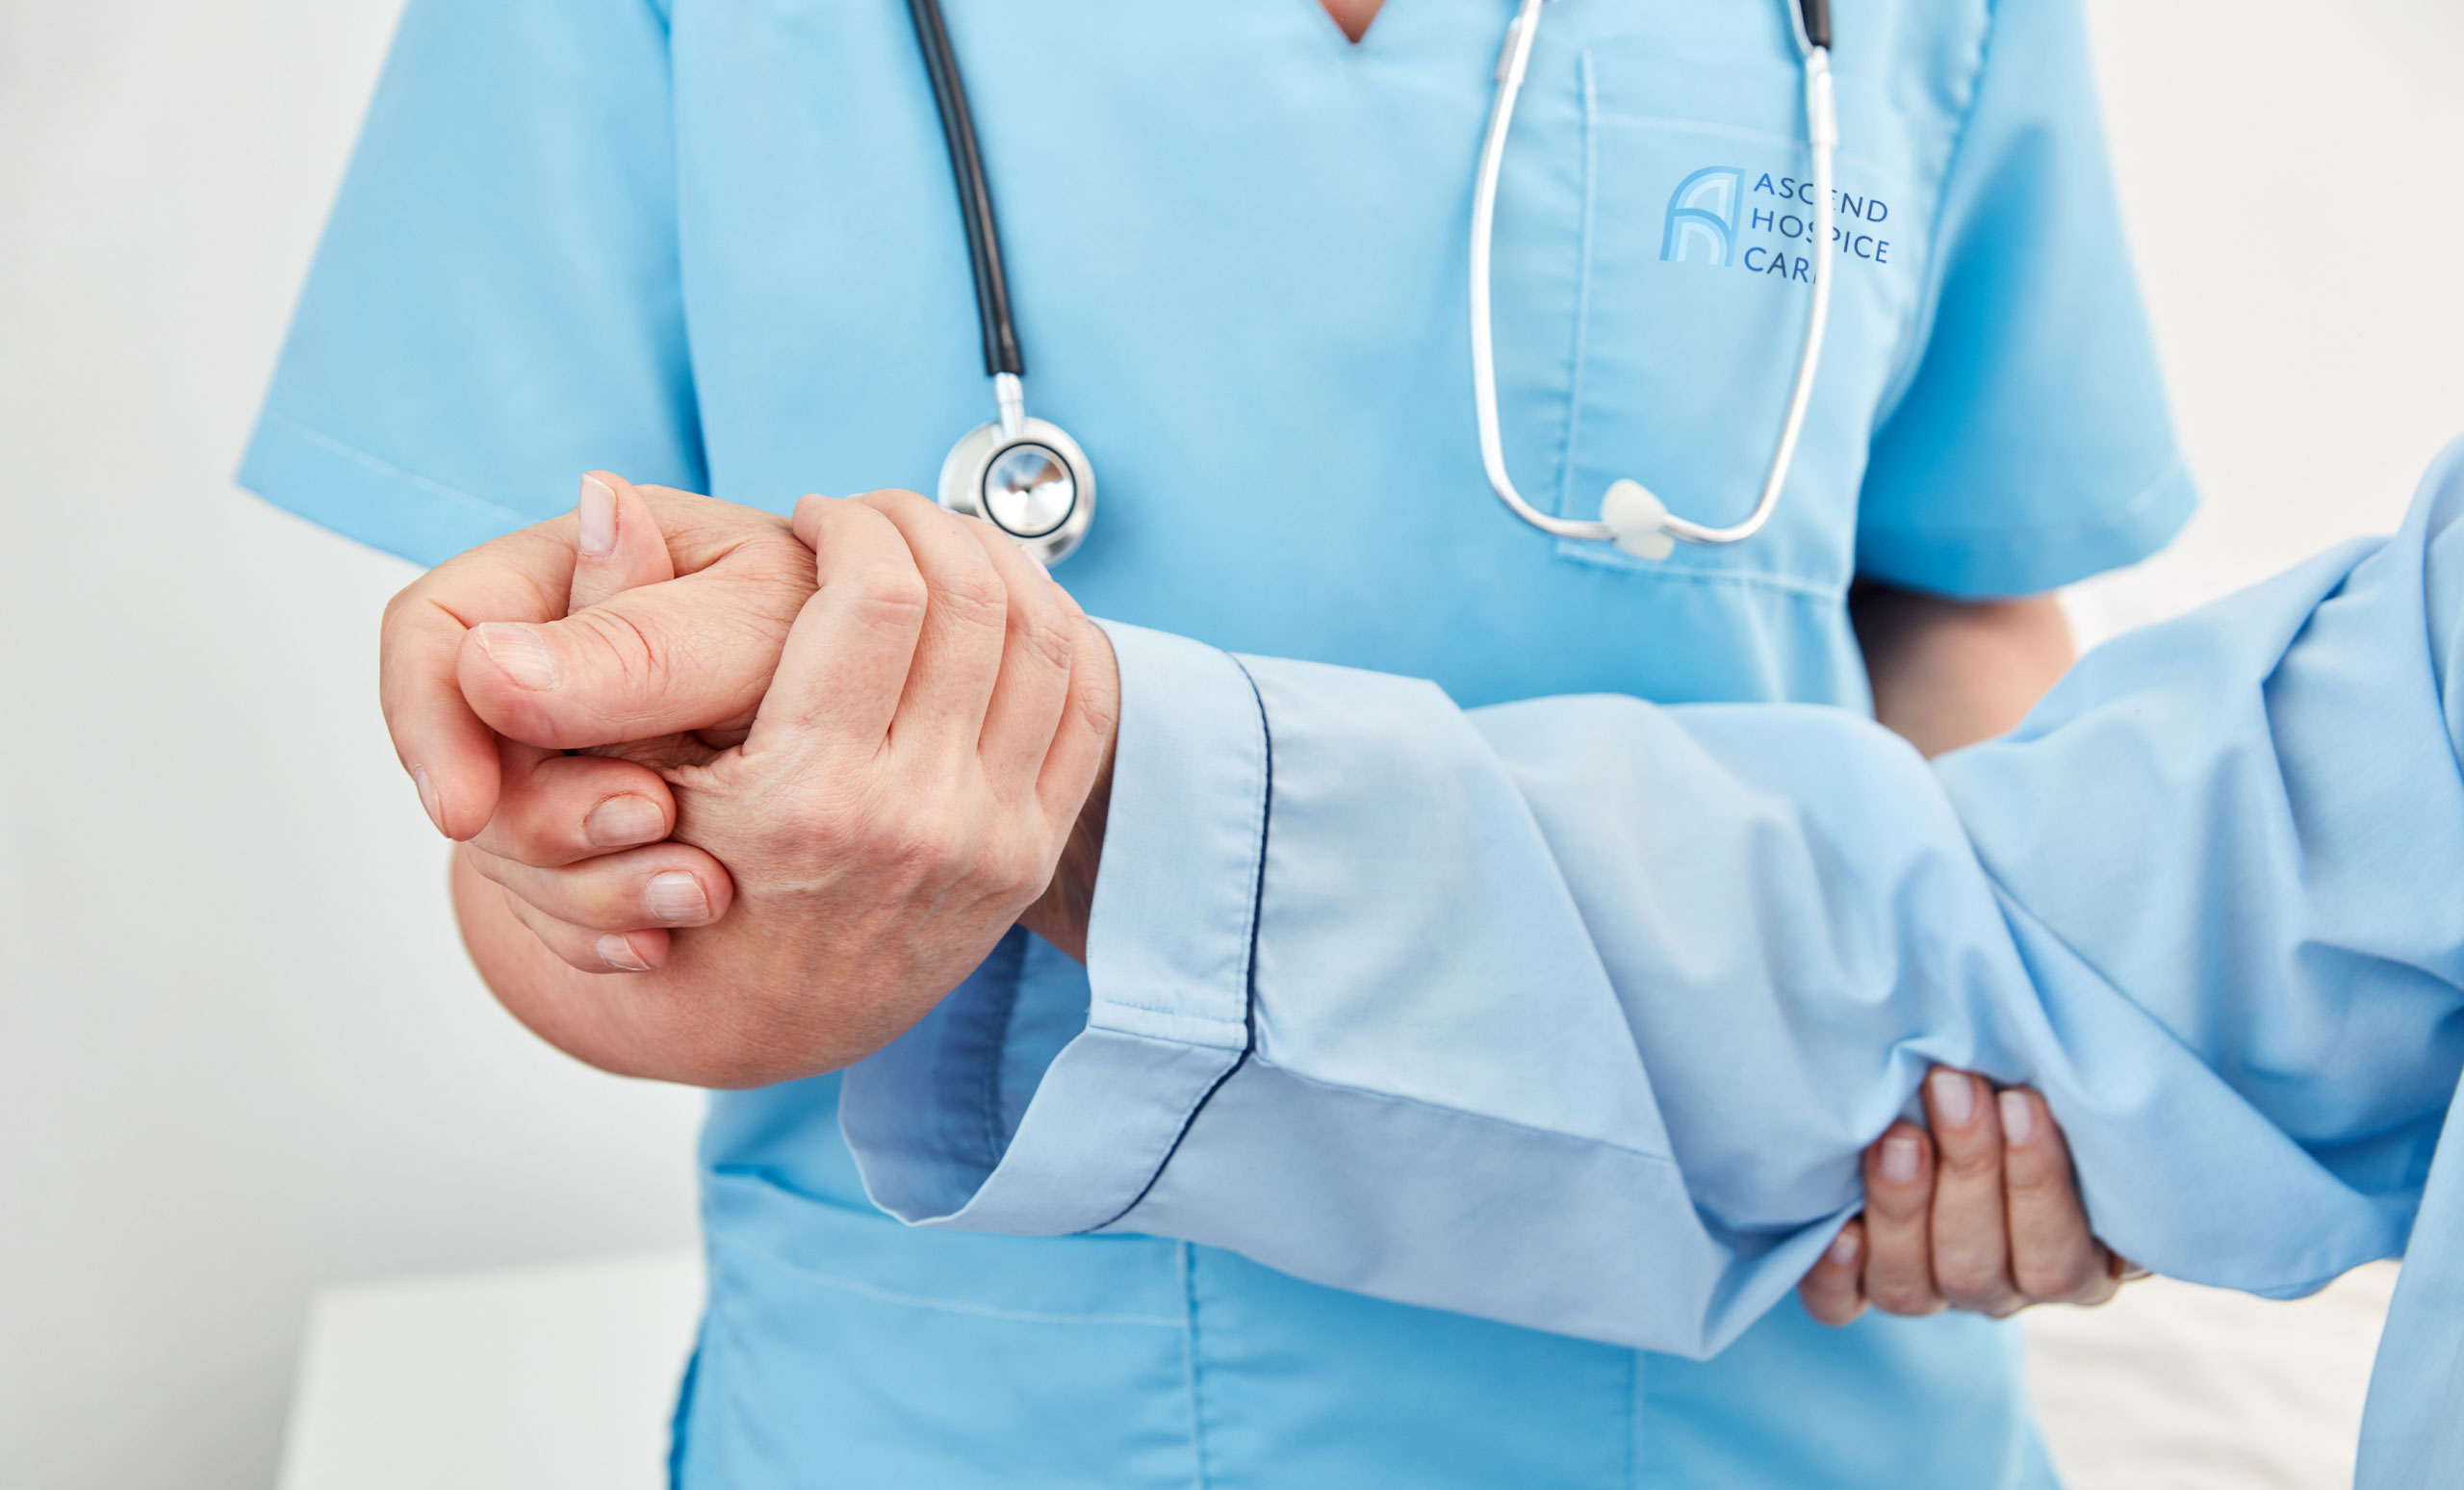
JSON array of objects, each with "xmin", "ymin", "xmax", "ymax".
[
  {"xmin": 902, "ymin": 0, "xmax": 1836, "ymax": 565},
  {"xmin": 906, "ymin": 0, "xmax": 1023, "ymax": 379}
]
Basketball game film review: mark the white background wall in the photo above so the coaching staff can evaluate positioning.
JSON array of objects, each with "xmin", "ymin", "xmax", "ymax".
[{"xmin": 1, "ymin": 3, "xmax": 2459, "ymax": 1487}]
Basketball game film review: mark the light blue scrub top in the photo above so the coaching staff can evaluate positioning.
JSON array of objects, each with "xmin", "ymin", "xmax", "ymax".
[{"xmin": 242, "ymin": 0, "xmax": 2192, "ymax": 1484}]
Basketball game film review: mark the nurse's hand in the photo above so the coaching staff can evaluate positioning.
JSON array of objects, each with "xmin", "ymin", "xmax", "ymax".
[
  {"xmin": 1798, "ymin": 1067, "xmax": 2142, "ymax": 1325},
  {"xmin": 380, "ymin": 475, "xmax": 819, "ymax": 841},
  {"xmin": 452, "ymin": 488, "xmax": 1117, "ymax": 1086},
  {"xmin": 382, "ymin": 475, "xmax": 836, "ymax": 971}
]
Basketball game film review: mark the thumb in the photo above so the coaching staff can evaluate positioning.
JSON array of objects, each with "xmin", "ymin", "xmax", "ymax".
[
  {"xmin": 569, "ymin": 471, "xmax": 676, "ymax": 613},
  {"xmin": 457, "ymin": 549, "xmax": 812, "ymax": 751}
]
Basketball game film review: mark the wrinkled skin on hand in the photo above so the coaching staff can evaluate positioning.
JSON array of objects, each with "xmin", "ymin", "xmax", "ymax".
[{"xmin": 407, "ymin": 476, "xmax": 1116, "ymax": 1086}]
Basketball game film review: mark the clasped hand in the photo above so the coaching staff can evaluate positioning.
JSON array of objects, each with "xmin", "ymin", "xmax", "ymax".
[
  {"xmin": 378, "ymin": 472, "xmax": 2128, "ymax": 1323},
  {"xmin": 380, "ymin": 474, "xmax": 1115, "ymax": 1087}
]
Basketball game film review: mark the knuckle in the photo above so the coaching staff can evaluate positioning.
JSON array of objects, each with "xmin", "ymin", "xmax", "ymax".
[
  {"xmin": 781, "ymin": 781, "xmax": 858, "ymax": 843},
  {"xmin": 2002, "ymin": 1153, "xmax": 2064, "ymax": 1196},
  {"xmin": 741, "ymin": 537, "xmax": 820, "ymax": 614},
  {"xmin": 887, "ymin": 809, "xmax": 970, "ymax": 883},
  {"xmin": 1067, "ymin": 658, "xmax": 1121, "ymax": 742},
  {"xmin": 380, "ymin": 584, "xmax": 419, "ymax": 630},
  {"xmin": 2015, "ymin": 1250, "xmax": 2100, "ymax": 1302},
  {"xmin": 993, "ymin": 835, "xmax": 1056, "ymax": 902},
  {"xmin": 1800, "ymin": 1283, "xmax": 1860, "ymax": 1327},
  {"xmin": 464, "ymin": 847, "xmax": 517, "ymax": 889},
  {"xmin": 1938, "ymin": 1142, "xmax": 2002, "ymax": 1184},
  {"xmin": 493, "ymin": 812, "xmax": 571, "ymax": 866},
  {"xmin": 572, "ymin": 604, "xmax": 658, "ymax": 678},
  {"xmin": 1009, "ymin": 593, "xmax": 1076, "ymax": 675},
  {"xmin": 848, "ymin": 562, "xmax": 930, "ymax": 631},
  {"xmin": 1952, "ymin": 1289, "xmax": 2022, "ymax": 1319},
  {"xmin": 1863, "ymin": 1171, "xmax": 1931, "ymax": 1220},
  {"xmin": 1935, "ymin": 1253, "xmax": 2010, "ymax": 1306},
  {"xmin": 933, "ymin": 561, "xmax": 1010, "ymax": 632},
  {"xmin": 1866, "ymin": 1280, "xmax": 1941, "ymax": 1317}
]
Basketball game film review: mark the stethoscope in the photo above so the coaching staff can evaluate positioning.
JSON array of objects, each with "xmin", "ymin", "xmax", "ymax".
[{"xmin": 907, "ymin": 0, "xmax": 1837, "ymax": 567}]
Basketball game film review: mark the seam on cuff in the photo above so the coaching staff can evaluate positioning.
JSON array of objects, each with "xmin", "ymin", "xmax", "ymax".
[
  {"xmin": 1238, "ymin": 1054, "xmax": 1681, "ymax": 1169},
  {"xmin": 978, "ymin": 934, "xmax": 1026, "ymax": 1174},
  {"xmin": 1086, "ymin": 655, "xmax": 1274, "ymax": 1233}
]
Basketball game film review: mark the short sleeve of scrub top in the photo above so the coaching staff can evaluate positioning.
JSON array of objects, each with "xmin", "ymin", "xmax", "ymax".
[
  {"xmin": 1852, "ymin": 0, "xmax": 2194, "ymax": 596},
  {"xmin": 237, "ymin": 0, "xmax": 702, "ymax": 568}
]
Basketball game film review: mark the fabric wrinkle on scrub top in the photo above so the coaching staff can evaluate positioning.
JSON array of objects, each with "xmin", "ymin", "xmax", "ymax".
[{"xmin": 240, "ymin": 0, "xmax": 2192, "ymax": 1485}]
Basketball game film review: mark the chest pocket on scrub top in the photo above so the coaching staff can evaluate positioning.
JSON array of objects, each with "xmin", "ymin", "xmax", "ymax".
[{"xmin": 1487, "ymin": 27, "xmax": 1925, "ymax": 593}]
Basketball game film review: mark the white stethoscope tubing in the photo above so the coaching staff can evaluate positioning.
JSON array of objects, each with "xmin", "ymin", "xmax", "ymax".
[{"xmin": 1470, "ymin": 0, "xmax": 1840, "ymax": 554}]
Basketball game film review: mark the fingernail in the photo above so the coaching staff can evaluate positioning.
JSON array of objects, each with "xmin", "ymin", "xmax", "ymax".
[
  {"xmin": 1828, "ymin": 1228, "xmax": 1861, "ymax": 1266},
  {"xmin": 1998, "ymin": 1089, "xmax": 2036, "ymax": 1144},
  {"xmin": 584, "ymin": 794, "xmax": 666, "ymax": 848},
  {"xmin": 410, "ymin": 765, "xmax": 445, "ymax": 835},
  {"xmin": 1881, "ymin": 1135, "xmax": 1922, "ymax": 1184},
  {"xmin": 578, "ymin": 475, "xmax": 617, "ymax": 557},
  {"xmin": 597, "ymin": 934, "xmax": 653, "ymax": 972},
  {"xmin": 1928, "ymin": 1069, "xmax": 1976, "ymax": 1126},
  {"xmin": 645, "ymin": 871, "xmax": 709, "ymax": 924},
  {"xmin": 474, "ymin": 623, "xmax": 558, "ymax": 691}
]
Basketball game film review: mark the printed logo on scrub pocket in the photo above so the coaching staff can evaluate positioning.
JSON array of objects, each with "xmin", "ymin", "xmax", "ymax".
[{"xmin": 1659, "ymin": 167, "xmax": 1892, "ymax": 283}]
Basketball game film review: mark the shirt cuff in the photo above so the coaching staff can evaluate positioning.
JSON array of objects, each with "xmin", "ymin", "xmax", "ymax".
[{"xmin": 841, "ymin": 622, "xmax": 1266, "ymax": 1234}]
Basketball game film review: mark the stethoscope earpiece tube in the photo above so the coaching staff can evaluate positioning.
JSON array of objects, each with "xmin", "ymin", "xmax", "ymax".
[{"xmin": 906, "ymin": 0, "xmax": 1022, "ymax": 377}]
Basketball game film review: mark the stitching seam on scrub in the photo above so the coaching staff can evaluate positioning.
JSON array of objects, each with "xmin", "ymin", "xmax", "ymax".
[
  {"xmin": 1861, "ymin": 455, "xmax": 2191, "ymax": 548},
  {"xmin": 1578, "ymin": 112, "xmax": 1901, "ymax": 182},
  {"xmin": 1181, "ymin": 1243, "xmax": 1214, "ymax": 1490},
  {"xmin": 257, "ymin": 412, "xmax": 537, "ymax": 528},
  {"xmin": 1085, "ymin": 656, "xmax": 1273, "ymax": 1234},
  {"xmin": 1100, "ymin": 1003, "xmax": 1248, "ymax": 1026},
  {"xmin": 705, "ymin": 1240, "xmax": 1185, "ymax": 1326},
  {"xmin": 1556, "ymin": 49, "xmax": 1603, "ymax": 522},
  {"xmin": 1866, "ymin": 0, "xmax": 2000, "ymax": 426},
  {"xmin": 1545, "ymin": 547, "xmax": 1852, "ymax": 600}
]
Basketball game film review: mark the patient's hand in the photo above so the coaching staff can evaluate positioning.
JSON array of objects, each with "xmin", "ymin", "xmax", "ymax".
[
  {"xmin": 439, "ymin": 478, "xmax": 1116, "ymax": 1085},
  {"xmin": 1799, "ymin": 1067, "xmax": 2139, "ymax": 1324}
]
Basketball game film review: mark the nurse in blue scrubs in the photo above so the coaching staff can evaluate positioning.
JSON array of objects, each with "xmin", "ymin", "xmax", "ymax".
[{"xmin": 244, "ymin": 0, "xmax": 2192, "ymax": 1483}]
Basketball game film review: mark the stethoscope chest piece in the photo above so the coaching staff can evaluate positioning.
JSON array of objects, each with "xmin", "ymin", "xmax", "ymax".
[{"xmin": 937, "ymin": 381, "xmax": 1096, "ymax": 565}]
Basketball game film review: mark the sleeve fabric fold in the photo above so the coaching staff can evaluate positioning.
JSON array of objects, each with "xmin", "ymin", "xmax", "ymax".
[{"xmin": 843, "ymin": 438, "xmax": 2464, "ymax": 1374}]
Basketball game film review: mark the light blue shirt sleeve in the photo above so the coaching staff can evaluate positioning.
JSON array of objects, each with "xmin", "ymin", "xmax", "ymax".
[
  {"xmin": 1853, "ymin": 0, "xmax": 2195, "ymax": 596},
  {"xmin": 842, "ymin": 438, "xmax": 2464, "ymax": 1374},
  {"xmin": 236, "ymin": 0, "xmax": 703, "ymax": 567}
]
